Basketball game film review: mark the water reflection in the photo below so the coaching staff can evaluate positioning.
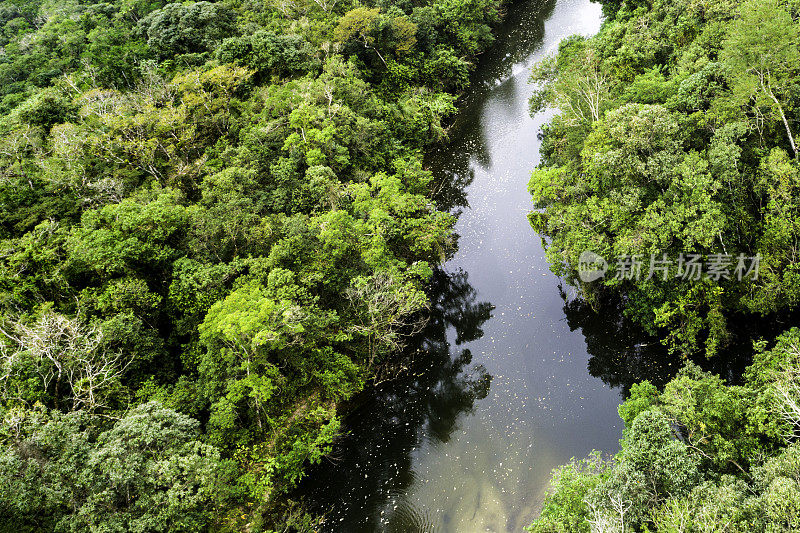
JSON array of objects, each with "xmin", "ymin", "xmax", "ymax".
[
  {"xmin": 300, "ymin": 268, "xmax": 494, "ymax": 531},
  {"xmin": 428, "ymin": 0, "xmax": 557, "ymax": 215},
  {"xmin": 299, "ymin": 0, "xmax": 617, "ymax": 530},
  {"xmin": 461, "ymin": 0, "xmax": 557, "ymax": 103},
  {"xmin": 559, "ymin": 289, "xmax": 677, "ymax": 394},
  {"xmin": 561, "ymin": 286, "xmax": 795, "ymax": 395}
]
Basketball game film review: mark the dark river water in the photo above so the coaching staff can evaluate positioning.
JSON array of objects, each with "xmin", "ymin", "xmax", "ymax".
[{"xmin": 298, "ymin": 0, "xmax": 678, "ymax": 530}]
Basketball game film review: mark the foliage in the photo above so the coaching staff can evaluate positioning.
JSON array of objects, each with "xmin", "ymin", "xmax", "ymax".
[
  {"xmin": 529, "ymin": 1, "xmax": 800, "ymax": 528},
  {"xmin": 0, "ymin": 0, "xmax": 508, "ymax": 528},
  {"xmin": 138, "ymin": 2, "xmax": 237, "ymax": 59},
  {"xmin": 528, "ymin": 0, "xmax": 800, "ymax": 357},
  {"xmin": 528, "ymin": 452, "xmax": 609, "ymax": 533},
  {"xmin": 0, "ymin": 401, "xmax": 232, "ymax": 532},
  {"xmin": 529, "ymin": 328, "xmax": 800, "ymax": 532}
]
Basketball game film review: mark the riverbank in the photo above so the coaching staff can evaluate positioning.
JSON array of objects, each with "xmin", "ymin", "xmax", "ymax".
[
  {"xmin": 296, "ymin": 1, "xmax": 621, "ymax": 531},
  {"xmin": 0, "ymin": 0, "xmax": 520, "ymax": 530},
  {"xmin": 527, "ymin": 0, "xmax": 800, "ymax": 529}
]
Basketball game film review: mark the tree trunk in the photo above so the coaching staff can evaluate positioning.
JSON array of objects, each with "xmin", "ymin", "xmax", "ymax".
[
  {"xmin": 761, "ymin": 73, "xmax": 798, "ymax": 158},
  {"xmin": 773, "ymin": 97, "xmax": 798, "ymax": 159}
]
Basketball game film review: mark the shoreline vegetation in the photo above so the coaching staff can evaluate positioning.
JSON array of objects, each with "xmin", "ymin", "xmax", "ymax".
[
  {"xmin": 527, "ymin": 0, "xmax": 800, "ymax": 529},
  {"xmin": 0, "ymin": 0, "xmax": 511, "ymax": 530}
]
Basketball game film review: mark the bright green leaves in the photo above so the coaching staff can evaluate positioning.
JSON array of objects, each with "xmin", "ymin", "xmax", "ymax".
[
  {"xmin": 283, "ymin": 104, "xmax": 351, "ymax": 171},
  {"xmin": 529, "ymin": 103, "xmax": 732, "ymax": 349},
  {"xmin": 434, "ymin": 0, "xmax": 498, "ymax": 55},
  {"xmin": 533, "ymin": 331, "xmax": 800, "ymax": 531},
  {"xmin": 334, "ymin": 7, "xmax": 418, "ymax": 68},
  {"xmin": 397, "ymin": 88, "xmax": 458, "ymax": 144},
  {"xmin": 583, "ymin": 104, "xmax": 682, "ymax": 190},
  {"xmin": 722, "ymin": 0, "xmax": 800, "ymax": 158},
  {"xmin": 747, "ymin": 148, "xmax": 800, "ymax": 313},
  {"xmin": 528, "ymin": 0, "xmax": 800, "ymax": 357},
  {"xmin": 75, "ymin": 64, "xmax": 250, "ymax": 193},
  {"xmin": 533, "ymin": 410, "xmax": 702, "ymax": 532},
  {"xmin": 197, "ymin": 276, "xmax": 355, "ymax": 436},
  {"xmin": 526, "ymin": 452, "xmax": 609, "ymax": 533},
  {"xmin": 197, "ymin": 280, "xmax": 360, "ymax": 499},
  {"xmin": 0, "ymin": 0, "xmax": 505, "ymax": 524},
  {"xmin": 617, "ymin": 380, "xmax": 659, "ymax": 427},
  {"xmin": 753, "ymin": 444, "xmax": 800, "ymax": 530},
  {"xmin": 531, "ymin": 0, "xmax": 800, "ymax": 529},
  {"xmin": 530, "ymin": 104, "xmax": 689, "ymax": 270},
  {"xmin": 351, "ymin": 172, "xmax": 455, "ymax": 267},
  {"xmin": 97, "ymin": 277, "xmax": 162, "ymax": 318},
  {"xmin": 168, "ymin": 258, "xmax": 242, "ymax": 333},
  {"xmin": 0, "ymin": 221, "xmax": 69, "ymax": 310},
  {"xmin": 200, "ymin": 282, "xmax": 315, "ymax": 358},
  {"xmin": 744, "ymin": 328, "xmax": 800, "ymax": 441},
  {"xmin": 67, "ymin": 189, "xmax": 193, "ymax": 280},
  {"xmin": 658, "ymin": 363, "xmax": 761, "ymax": 470},
  {"xmin": 650, "ymin": 477, "xmax": 755, "ymax": 533},
  {"xmin": 334, "ymin": 8, "xmax": 384, "ymax": 51},
  {"xmin": 235, "ymin": 406, "xmax": 341, "ymax": 502},
  {"xmin": 591, "ymin": 411, "xmax": 701, "ymax": 529},
  {"xmin": 652, "ymin": 279, "xmax": 728, "ymax": 356}
]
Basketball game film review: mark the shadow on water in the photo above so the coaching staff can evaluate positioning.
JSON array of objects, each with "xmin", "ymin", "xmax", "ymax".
[
  {"xmin": 558, "ymin": 288, "xmax": 678, "ymax": 395},
  {"xmin": 294, "ymin": 0, "xmax": 800, "ymax": 527},
  {"xmin": 296, "ymin": 0, "xmax": 716, "ymax": 529},
  {"xmin": 561, "ymin": 285, "xmax": 797, "ymax": 396},
  {"xmin": 298, "ymin": 268, "xmax": 494, "ymax": 532},
  {"xmin": 428, "ymin": 0, "xmax": 557, "ymax": 216}
]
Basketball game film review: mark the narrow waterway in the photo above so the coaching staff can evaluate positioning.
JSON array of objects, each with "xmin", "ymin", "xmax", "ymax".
[{"xmin": 299, "ymin": 1, "xmax": 672, "ymax": 530}]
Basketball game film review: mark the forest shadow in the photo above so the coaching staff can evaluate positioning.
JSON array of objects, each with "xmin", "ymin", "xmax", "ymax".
[
  {"xmin": 296, "ymin": 268, "xmax": 494, "ymax": 531},
  {"xmin": 560, "ymin": 287, "xmax": 678, "ymax": 395},
  {"xmin": 560, "ymin": 286, "xmax": 797, "ymax": 396},
  {"xmin": 425, "ymin": 0, "xmax": 557, "ymax": 216}
]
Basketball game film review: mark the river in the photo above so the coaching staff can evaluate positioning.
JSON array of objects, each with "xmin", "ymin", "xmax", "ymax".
[{"xmin": 297, "ymin": 1, "xmax": 672, "ymax": 530}]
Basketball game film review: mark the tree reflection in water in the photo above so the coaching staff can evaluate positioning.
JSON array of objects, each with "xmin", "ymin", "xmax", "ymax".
[
  {"xmin": 559, "ymin": 285, "xmax": 791, "ymax": 395},
  {"xmin": 298, "ymin": 268, "xmax": 493, "ymax": 531},
  {"xmin": 559, "ymin": 287, "xmax": 677, "ymax": 394}
]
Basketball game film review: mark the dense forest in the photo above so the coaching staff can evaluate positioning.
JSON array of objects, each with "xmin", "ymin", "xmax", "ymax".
[
  {"xmin": 0, "ymin": 0, "xmax": 506, "ymax": 530},
  {"xmin": 528, "ymin": 0, "xmax": 800, "ymax": 529},
  {"xmin": 7, "ymin": 0, "xmax": 800, "ymax": 528}
]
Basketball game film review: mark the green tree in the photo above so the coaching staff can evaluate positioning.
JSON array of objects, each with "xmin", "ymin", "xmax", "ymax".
[
  {"xmin": 0, "ymin": 402, "xmax": 229, "ymax": 532},
  {"xmin": 137, "ymin": 1, "xmax": 236, "ymax": 59},
  {"xmin": 722, "ymin": 0, "xmax": 800, "ymax": 158}
]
